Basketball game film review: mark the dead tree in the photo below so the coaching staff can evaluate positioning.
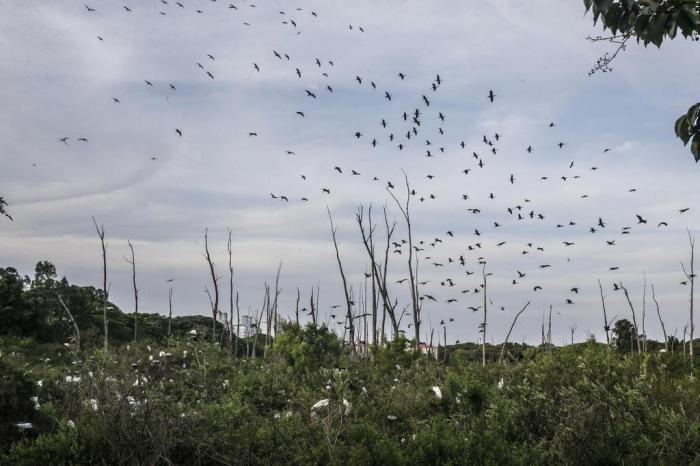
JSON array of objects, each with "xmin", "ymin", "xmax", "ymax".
[
  {"xmin": 272, "ymin": 263, "xmax": 282, "ymax": 338},
  {"xmin": 386, "ymin": 173, "xmax": 420, "ymax": 350},
  {"xmin": 569, "ymin": 324, "xmax": 577, "ymax": 345},
  {"xmin": 327, "ymin": 207, "xmax": 355, "ymax": 354},
  {"xmin": 642, "ymin": 273, "xmax": 647, "ymax": 352},
  {"xmin": 125, "ymin": 240, "xmax": 139, "ymax": 342},
  {"xmin": 548, "ymin": 305, "xmax": 553, "ymax": 356},
  {"xmin": 167, "ymin": 287, "xmax": 173, "ymax": 338},
  {"xmin": 310, "ymin": 287, "xmax": 317, "ymax": 325},
  {"xmin": 356, "ymin": 204, "xmax": 400, "ymax": 340},
  {"xmin": 235, "ymin": 292, "xmax": 240, "ymax": 352},
  {"xmin": 620, "ymin": 282, "xmax": 642, "ymax": 354},
  {"xmin": 682, "ymin": 230, "xmax": 696, "ymax": 367},
  {"xmin": 252, "ymin": 289, "xmax": 267, "ymax": 358},
  {"xmin": 598, "ymin": 279, "xmax": 611, "ymax": 345},
  {"xmin": 92, "ymin": 217, "xmax": 109, "ymax": 351},
  {"xmin": 203, "ymin": 228, "xmax": 220, "ymax": 341},
  {"xmin": 651, "ymin": 284, "xmax": 668, "ymax": 351},
  {"xmin": 227, "ymin": 229, "xmax": 235, "ymax": 353},
  {"xmin": 295, "ymin": 287, "xmax": 301, "ymax": 325},
  {"xmin": 56, "ymin": 293, "xmax": 81, "ymax": 350},
  {"xmin": 264, "ymin": 284, "xmax": 271, "ymax": 356},
  {"xmin": 481, "ymin": 263, "xmax": 488, "ymax": 366},
  {"xmin": 499, "ymin": 302, "xmax": 530, "ymax": 365}
]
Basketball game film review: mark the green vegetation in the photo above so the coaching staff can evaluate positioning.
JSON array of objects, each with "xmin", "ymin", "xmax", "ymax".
[{"xmin": 3, "ymin": 262, "xmax": 700, "ymax": 465}]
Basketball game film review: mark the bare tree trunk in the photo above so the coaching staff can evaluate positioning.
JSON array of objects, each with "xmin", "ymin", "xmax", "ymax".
[
  {"xmin": 371, "ymin": 263, "xmax": 378, "ymax": 348},
  {"xmin": 642, "ymin": 273, "xmax": 647, "ymax": 353},
  {"xmin": 252, "ymin": 290, "xmax": 267, "ymax": 358},
  {"xmin": 92, "ymin": 217, "xmax": 109, "ymax": 351},
  {"xmin": 125, "ymin": 240, "xmax": 139, "ymax": 342},
  {"xmin": 682, "ymin": 230, "xmax": 696, "ymax": 368},
  {"xmin": 328, "ymin": 208, "xmax": 355, "ymax": 354},
  {"xmin": 570, "ymin": 324, "xmax": 577, "ymax": 345},
  {"xmin": 264, "ymin": 284, "xmax": 271, "ymax": 357},
  {"xmin": 203, "ymin": 228, "xmax": 219, "ymax": 341},
  {"xmin": 541, "ymin": 311, "xmax": 546, "ymax": 346},
  {"xmin": 309, "ymin": 288, "xmax": 316, "ymax": 325},
  {"xmin": 272, "ymin": 263, "xmax": 282, "ymax": 339},
  {"xmin": 548, "ymin": 305, "xmax": 552, "ymax": 356},
  {"xmin": 356, "ymin": 204, "xmax": 400, "ymax": 338},
  {"xmin": 56, "ymin": 293, "xmax": 81, "ymax": 350},
  {"xmin": 295, "ymin": 287, "xmax": 300, "ymax": 326},
  {"xmin": 499, "ymin": 302, "xmax": 530, "ymax": 365},
  {"xmin": 443, "ymin": 324, "xmax": 447, "ymax": 361},
  {"xmin": 315, "ymin": 284, "xmax": 320, "ymax": 324},
  {"xmin": 651, "ymin": 284, "xmax": 668, "ymax": 351},
  {"xmin": 387, "ymin": 173, "xmax": 420, "ymax": 350},
  {"xmin": 227, "ymin": 229, "xmax": 235, "ymax": 353},
  {"xmin": 481, "ymin": 263, "xmax": 487, "ymax": 367},
  {"xmin": 235, "ymin": 292, "xmax": 240, "ymax": 354},
  {"xmin": 429, "ymin": 327, "xmax": 435, "ymax": 359},
  {"xmin": 167, "ymin": 287, "xmax": 173, "ymax": 338},
  {"xmin": 620, "ymin": 282, "xmax": 642, "ymax": 354},
  {"xmin": 598, "ymin": 279, "xmax": 611, "ymax": 345}
]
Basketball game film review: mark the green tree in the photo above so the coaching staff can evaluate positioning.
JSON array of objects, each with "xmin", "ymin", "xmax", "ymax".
[
  {"xmin": 32, "ymin": 261, "xmax": 57, "ymax": 289},
  {"xmin": 612, "ymin": 318, "xmax": 638, "ymax": 352},
  {"xmin": 583, "ymin": 0, "xmax": 700, "ymax": 160},
  {"xmin": 0, "ymin": 268, "xmax": 30, "ymax": 335},
  {"xmin": 272, "ymin": 323, "xmax": 344, "ymax": 371}
]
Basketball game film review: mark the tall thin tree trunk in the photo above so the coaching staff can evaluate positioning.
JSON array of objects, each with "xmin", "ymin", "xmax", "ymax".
[
  {"xmin": 295, "ymin": 287, "xmax": 300, "ymax": 326},
  {"xmin": 620, "ymin": 282, "xmax": 642, "ymax": 354},
  {"xmin": 56, "ymin": 293, "xmax": 81, "ymax": 350},
  {"xmin": 598, "ymin": 279, "xmax": 610, "ymax": 345},
  {"xmin": 328, "ymin": 208, "xmax": 355, "ymax": 354},
  {"xmin": 642, "ymin": 273, "xmax": 647, "ymax": 353},
  {"xmin": 548, "ymin": 305, "xmax": 552, "ymax": 356},
  {"xmin": 310, "ymin": 288, "xmax": 316, "ymax": 325},
  {"xmin": 651, "ymin": 284, "xmax": 668, "ymax": 351},
  {"xmin": 499, "ymin": 302, "xmax": 530, "ymax": 365},
  {"xmin": 125, "ymin": 240, "xmax": 138, "ymax": 342},
  {"xmin": 481, "ymin": 263, "xmax": 487, "ymax": 367},
  {"xmin": 682, "ymin": 231, "xmax": 696, "ymax": 368},
  {"xmin": 227, "ymin": 229, "xmax": 235, "ymax": 353},
  {"xmin": 167, "ymin": 287, "xmax": 173, "ymax": 338},
  {"xmin": 92, "ymin": 217, "xmax": 109, "ymax": 351},
  {"xmin": 387, "ymin": 173, "xmax": 420, "ymax": 350},
  {"xmin": 203, "ymin": 228, "xmax": 219, "ymax": 341}
]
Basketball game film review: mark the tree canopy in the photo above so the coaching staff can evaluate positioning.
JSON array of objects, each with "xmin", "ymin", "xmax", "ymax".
[{"xmin": 584, "ymin": 0, "xmax": 700, "ymax": 161}]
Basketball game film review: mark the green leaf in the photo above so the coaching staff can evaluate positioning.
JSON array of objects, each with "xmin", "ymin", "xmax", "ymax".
[
  {"xmin": 666, "ymin": 13, "xmax": 678, "ymax": 39},
  {"xmin": 687, "ymin": 103, "xmax": 700, "ymax": 127},
  {"xmin": 691, "ymin": 133, "xmax": 700, "ymax": 163},
  {"xmin": 647, "ymin": 13, "xmax": 669, "ymax": 47},
  {"xmin": 603, "ymin": 5, "xmax": 623, "ymax": 34},
  {"xmin": 594, "ymin": 0, "xmax": 613, "ymax": 14},
  {"xmin": 675, "ymin": 114, "xmax": 691, "ymax": 145},
  {"xmin": 621, "ymin": 0, "xmax": 635, "ymax": 13}
]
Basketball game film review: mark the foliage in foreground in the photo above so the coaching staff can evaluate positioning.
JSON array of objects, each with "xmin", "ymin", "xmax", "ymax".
[{"xmin": 3, "ymin": 327, "xmax": 700, "ymax": 465}]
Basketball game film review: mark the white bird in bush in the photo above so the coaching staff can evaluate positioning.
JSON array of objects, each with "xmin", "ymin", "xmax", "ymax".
[
  {"xmin": 311, "ymin": 399, "xmax": 329, "ymax": 410},
  {"xmin": 431, "ymin": 386, "xmax": 442, "ymax": 399}
]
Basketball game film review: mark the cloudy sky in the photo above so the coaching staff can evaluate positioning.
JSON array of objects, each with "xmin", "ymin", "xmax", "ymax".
[{"xmin": 1, "ymin": 0, "xmax": 699, "ymax": 345}]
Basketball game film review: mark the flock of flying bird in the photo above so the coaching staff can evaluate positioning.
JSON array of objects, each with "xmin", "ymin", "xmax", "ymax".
[{"xmin": 50, "ymin": 1, "xmax": 696, "ymax": 340}]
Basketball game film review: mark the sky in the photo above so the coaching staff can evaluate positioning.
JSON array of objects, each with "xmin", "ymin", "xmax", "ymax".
[{"xmin": 1, "ymin": 0, "xmax": 699, "ymax": 346}]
